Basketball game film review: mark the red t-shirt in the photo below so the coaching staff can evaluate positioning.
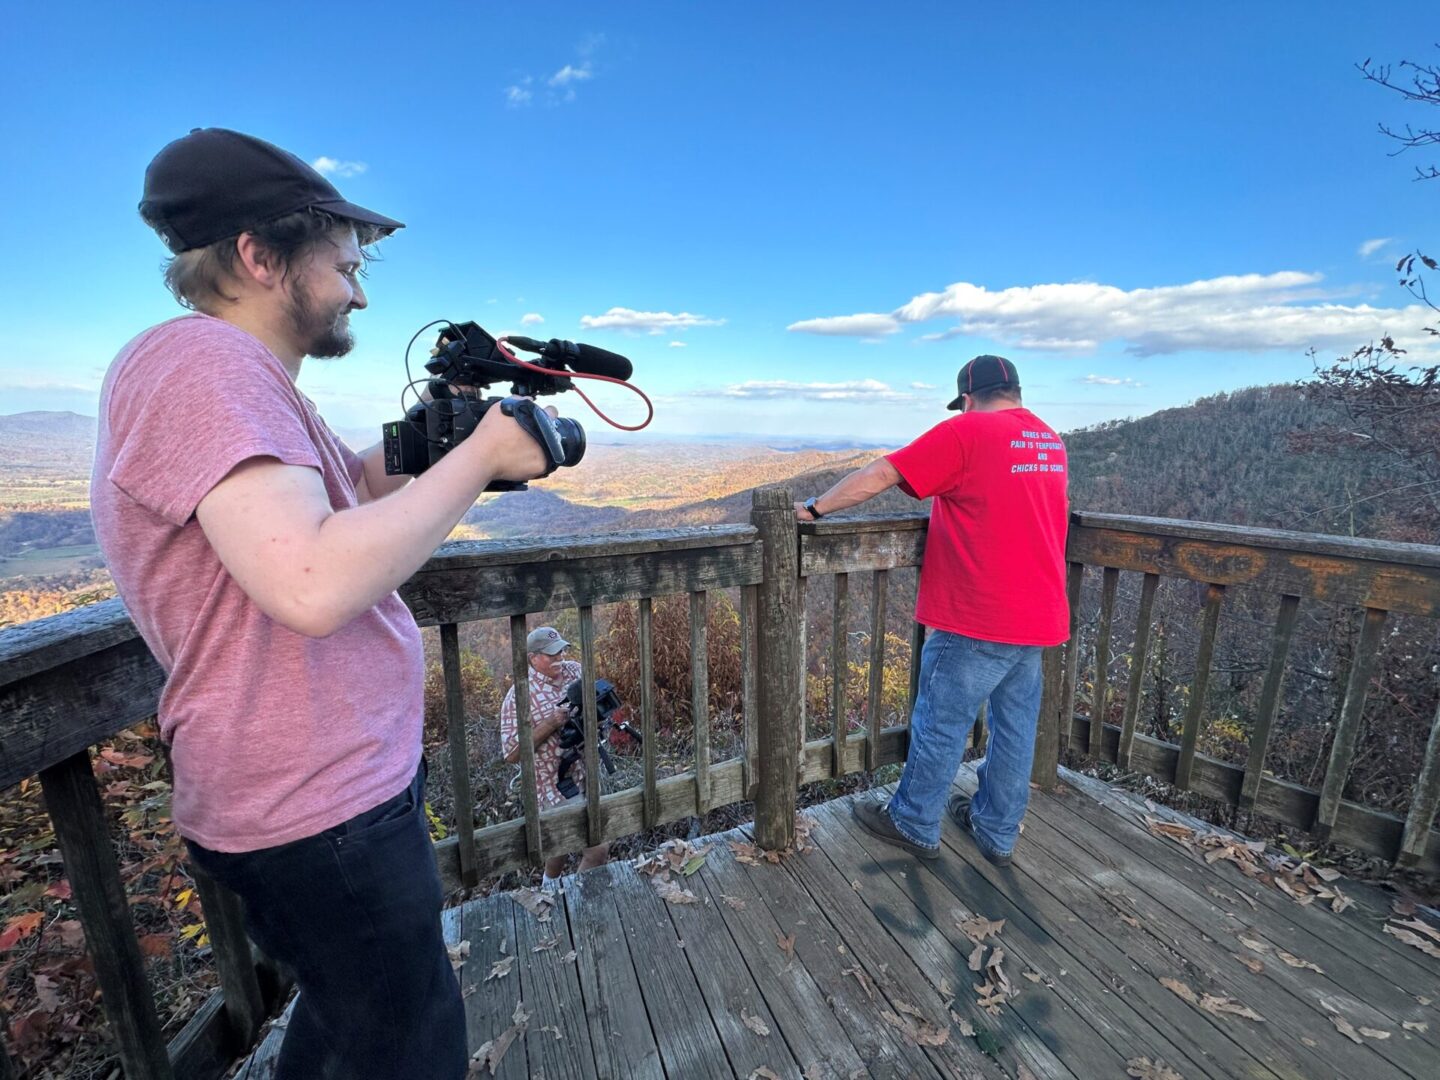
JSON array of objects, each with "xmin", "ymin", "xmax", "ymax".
[{"xmin": 886, "ymin": 408, "xmax": 1070, "ymax": 646}]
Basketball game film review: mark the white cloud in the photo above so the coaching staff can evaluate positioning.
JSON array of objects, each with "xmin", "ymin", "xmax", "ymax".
[
  {"xmin": 1358, "ymin": 237, "xmax": 1392, "ymax": 259},
  {"xmin": 789, "ymin": 271, "xmax": 1435, "ymax": 356},
  {"xmin": 549, "ymin": 63, "xmax": 592, "ymax": 87},
  {"xmin": 520, "ymin": 313, "xmax": 545, "ymax": 326},
  {"xmin": 693, "ymin": 378, "xmax": 914, "ymax": 403},
  {"xmin": 580, "ymin": 307, "xmax": 725, "ymax": 333},
  {"xmin": 668, "ymin": 341, "xmax": 687, "ymax": 348},
  {"xmin": 910, "ymin": 381, "xmax": 937, "ymax": 390},
  {"xmin": 312, "ymin": 157, "xmax": 368, "ymax": 178},
  {"xmin": 1082, "ymin": 374, "xmax": 1146, "ymax": 388},
  {"xmin": 786, "ymin": 313, "xmax": 900, "ymax": 337},
  {"xmin": 504, "ymin": 82, "xmax": 534, "ymax": 107}
]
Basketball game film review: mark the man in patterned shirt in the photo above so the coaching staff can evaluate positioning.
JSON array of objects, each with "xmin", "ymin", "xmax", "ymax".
[{"xmin": 501, "ymin": 626, "xmax": 610, "ymax": 886}]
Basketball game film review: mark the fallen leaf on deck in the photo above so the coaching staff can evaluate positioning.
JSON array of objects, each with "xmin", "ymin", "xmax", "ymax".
[
  {"xmin": 561, "ymin": 950, "xmax": 577, "ymax": 963},
  {"xmin": 532, "ymin": 938, "xmax": 559, "ymax": 953},
  {"xmin": 851, "ymin": 879, "xmax": 863, "ymax": 892},
  {"xmin": 950, "ymin": 1010, "xmax": 976, "ymax": 1037},
  {"xmin": 729, "ymin": 839, "xmax": 763, "ymax": 865},
  {"xmin": 881, "ymin": 1005, "xmax": 950, "ymax": 1047},
  {"xmin": 1238, "ymin": 936, "xmax": 1270, "ymax": 955},
  {"xmin": 469, "ymin": 1002, "xmax": 529, "ymax": 1075},
  {"xmin": 1392, "ymin": 897, "xmax": 1417, "ymax": 917},
  {"xmin": 1329, "ymin": 888, "xmax": 1353, "ymax": 915},
  {"xmin": 968, "ymin": 942, "xmax": 987, "ymax": 972},
  {"xmin": 447, "ymin": 940, "xmax": 471, "ymax": 972},
  {"xmin": 741, "ymin": 1008, "xmax": 770, "ymax": 1036},
  {"xmin": 1233, "ymin": 954, "xmax": 1265, "ymax": 975},
  {"xmin": 1331, "ymin": 1014, "xmax": 1363, "ymax": 1044},
  {"xmin": 1023, "ymin": 971, "xmax": 1042, "ymax": 984},
  {"xmin": 803, "ymin": 1064, "xmax": 824, "ymax": 1080},
  {"xmin": 1126, "ymin": 1056, "xmax": 1184, "ymax": 1080},
  {"xmin": 512, "ymin": 887, "xmax": 555, "ymax": 921},
  {"xmin": 841, "ymin": 965, "xmax": 876, "ymax": 1000},
  {"xmin": 652, "ymin": 877, "xmax": 699, "ymax": 905},
  {"xmin": 748, "ymin": 1069, "xmax": 781, "ymax": 1080},
  {"xmin": 1393, "ymin": 917, "xmax": 1440, "ymax": 943},
  {"xmin": 1160, "ymin": 978, "xmax": 1263, "ymax": 1021},
  {"xmin": 1275, "ymin": 950, "xmax": 1323, "ymax": 973},
  {"xmin": 1403, "ymin": 1020, "xmax": 1428, "ymax": 1033},
  {"xmin": 540, "ymin": 1024, "xmax": 563, "ymax": 1041},
  {"xmin": 1358, "ymin": 1026, "xmax": 1391, "ymax": 1039},
  {"xmin": 1384, "ymin": 920, "xmax": 1440, "ymax": 959},
  {"xmin": 1119, "ymin": 913, "xmax": 1141, "ymax": 929},
  {"xmin": 775, "ymin": 931, "xmax": 796, "ymax": 961},
  {"xmin": 681, "ymin": 852, "xmax": 708, "ymax": 876},
  {"xmin": 956, "ymin": 914, "xmax": 1006, "ymax": 942},
  {"xmin": 485, "ymin": 956, "xmax": 515, "ymax": 982},
  {"xmin": 721, "ymin": 894, "xmax": 747, "ymax": 911}
]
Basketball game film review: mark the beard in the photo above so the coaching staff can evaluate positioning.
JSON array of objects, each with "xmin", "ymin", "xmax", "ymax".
[{"xmin": 286, "ymin": 276, "xmax": 355, "ymax": 359}]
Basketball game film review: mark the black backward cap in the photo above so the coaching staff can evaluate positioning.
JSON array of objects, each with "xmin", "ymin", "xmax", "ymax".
[
  {"xmin": 139, "ymin": 128, "xmax": 404, "ymax": 253},
  {"xmin": 947, "ymin": 354, "xmax": 1020, "ymax": 410}
]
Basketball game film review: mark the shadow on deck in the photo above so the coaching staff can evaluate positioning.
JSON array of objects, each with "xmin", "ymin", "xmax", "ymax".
[{"xmin": 241, "ymin": 767, "xmax": 1440, "ymax": 1079}]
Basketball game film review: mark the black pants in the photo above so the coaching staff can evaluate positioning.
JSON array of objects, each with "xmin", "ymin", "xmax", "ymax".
[{"xmin": 186, "ymin": 765, "xmax": 467, "ymax": 1080}]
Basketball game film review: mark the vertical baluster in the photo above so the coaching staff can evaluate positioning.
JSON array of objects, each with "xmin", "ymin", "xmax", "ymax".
[
  {"xmin": 509, "ymin": 614, "xmax": 542, "ymax": 866},
  {"xmin": 832, "ymin": 572, "xmax": 849, "ymax": 779},
  {"xmin": 1031, "ymin": 645, "xmax": 1065, "ymax": 787},
  {"xmin": 1175, "ymin": 583, "xmax": 1225, "ymax": 791},
  {"xmin": 188, "ymin": 865, "xmax": 265, "ymax": 1047},
  {"xmin": 739, "ymin": 586, "xmax": 759, "ymax": 802},
  {"xmin": 1090, "ymin": 567, "xmax": 1120, "ymax": 757},
  {"xmin": 908, "ymin": 619, "xmax": 926, "ymax": 722},
  {"xmin": 1057, "ymin": 562, "xmax": 1085, "ymax": 756},
  {"xmin": 866, "ymin": 569, "xmax": 888, "ymax": 772},
  {"xmin": 751, "ymin": 487, "xmax": 800, "ymax": 851},
  {"xmin": 439, "ymin": 622, "xmax": 477, "ymax": 887},
  {"xmin": 798, "ymin": 576, "xmax": 809, "ymax": 741},
  {"xmin": 1315, "ymin": 606, "xmax": 1389, "ymax": 842},
  {"xmin": 1238, "ymin": 594, "xmax": 1301, "ymax": 812},
  {"xmin": 579, "ymin": 606, "xmax": 602, "ymax": 848},
  {"xmin": 39, "ymin": 750, "xmax": 173, "ymax": 1079},
  {"xmin": 1398, "ymin": 695, "xmax": 1440, "ymax": 867},
  {"xmin": 1117, "ymin": 573, "xmax": 1160, "ymax": 770},
  {"xmin": 640, "ymin": 599, "xmax": 659, "ymax": 828},
  {"xmin": 690, "ymin": 590, "xmax": 711, "ymax": 815}
]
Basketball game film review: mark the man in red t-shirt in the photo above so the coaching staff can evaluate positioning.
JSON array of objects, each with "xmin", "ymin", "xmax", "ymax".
[{"xmin": 795, "ymin": 355, "xmax": 1069, "ymax": 866}]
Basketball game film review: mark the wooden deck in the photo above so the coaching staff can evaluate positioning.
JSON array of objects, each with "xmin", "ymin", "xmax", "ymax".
[{"xmin": 238, "ymin": 766, "xmax": 1440, "ymax": 1079}]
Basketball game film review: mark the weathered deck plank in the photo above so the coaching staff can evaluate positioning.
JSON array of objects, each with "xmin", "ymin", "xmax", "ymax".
[
  {"xmin": 563, "ymin": 869, "xmax": 665, "ymax": 1079},
  {"xmin": 1017, "ymin": 779, "xmax": 1436, "ymax": 1078},
  {"xmin": 233, "ymin": 776, "xmax": 1438, "ymax": 1080},
  {"xmin": 606, "ymin": 863, "xmax": 734, "ymax": 1079},
  {"xmin": 695, "ymin": 829, "xmax": 946, "ymax": 1079}
]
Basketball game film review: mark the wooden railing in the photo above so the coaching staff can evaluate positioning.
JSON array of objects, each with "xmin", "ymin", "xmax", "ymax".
[
  {"xmin": 2, "ymin": 491, "xmax": 1439, "ymax": 1077},
  {"xmin": 1044, "ymin": 512, "xmax": 1440, "ymax": 875}
]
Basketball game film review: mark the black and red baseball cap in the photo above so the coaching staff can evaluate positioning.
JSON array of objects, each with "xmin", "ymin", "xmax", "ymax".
[
  {"xmin": 946, "ymin": 354, "xmax": 1020, "ymax": 410},
  {"xmin": 139, "ymin": 128, "xmax": 404, "ymax": 253}
]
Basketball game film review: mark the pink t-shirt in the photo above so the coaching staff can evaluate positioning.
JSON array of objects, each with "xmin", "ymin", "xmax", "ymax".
[{"xmin": 90, "ymin": 314, "xmax": 424, "ymax": 852}]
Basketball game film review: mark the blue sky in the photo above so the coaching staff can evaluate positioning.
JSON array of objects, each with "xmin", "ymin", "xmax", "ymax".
[{"xmin": 1, "ymin": 2, "xmax": 1435, "ymax": 445}]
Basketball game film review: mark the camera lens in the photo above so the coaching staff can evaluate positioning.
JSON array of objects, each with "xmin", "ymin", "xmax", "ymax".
[{"xmin": 553, "ymin": 416, "xmax": 587, "ymax": 467}]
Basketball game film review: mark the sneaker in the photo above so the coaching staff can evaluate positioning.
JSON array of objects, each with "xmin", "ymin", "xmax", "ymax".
[
  {"xmin": 851, "ymin": 799, "xmax": 940, "ymax": 860},
  {"xmin": 946, "ymin": 794, "xmax": 1013, "ymax": 868}
]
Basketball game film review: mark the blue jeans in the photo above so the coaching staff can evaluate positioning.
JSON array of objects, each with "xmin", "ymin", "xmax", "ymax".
[
  {"xmin": 186, "ymin": 764, "xmax": 466, "ymax": 1080},
  {"xmin": 887, "ymin": 630, "xmax": 1044, "ymax": 857}
]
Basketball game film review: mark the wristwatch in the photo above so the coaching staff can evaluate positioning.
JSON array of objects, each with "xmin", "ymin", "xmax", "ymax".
[{"xmin": 804, "ymin": 497, "xmax": 824, "ymax": 520}]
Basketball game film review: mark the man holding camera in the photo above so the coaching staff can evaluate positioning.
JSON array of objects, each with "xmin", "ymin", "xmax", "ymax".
[
  {"xmin": 501, "ymin": 627, "xmax": 611, "ymax": 887},
  {"xmin": 91, "ymin": 129, "xmax": 558, "ymax": 1079},
  {"xmin": 795, "ymin": 355, "xmax": 1069, "ymax": 868}
]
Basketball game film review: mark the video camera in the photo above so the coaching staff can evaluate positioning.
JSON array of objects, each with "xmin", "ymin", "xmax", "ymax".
[
  {"xmin": 555, "ymin": 678, "xmax": 643, "ymax": 801},
  {"xmin": 382, "ymin": 321, "xmax": 643, "ymax": 491}
]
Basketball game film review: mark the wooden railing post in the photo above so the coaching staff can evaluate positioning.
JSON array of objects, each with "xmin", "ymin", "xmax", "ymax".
[
  {"xmin": 752, "ymin": 487, "xmax": 800, "ymax": 850},
  {"xmin": 39, "ymin": 750, "xmax": 174, "ymax": 1080}
]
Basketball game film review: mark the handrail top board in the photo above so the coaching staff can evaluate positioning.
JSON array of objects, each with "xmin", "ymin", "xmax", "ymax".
[
  {"xmin": 1073, "ymin": 512, "xmax": 1440, "ymax": 569},
  {"xmin": 413, "ymin": 525, "xmax": 758, "ymax": 571},
  {"xmin": 797, "ymin": 512, "xmax": 929, "ymax": 536}
]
